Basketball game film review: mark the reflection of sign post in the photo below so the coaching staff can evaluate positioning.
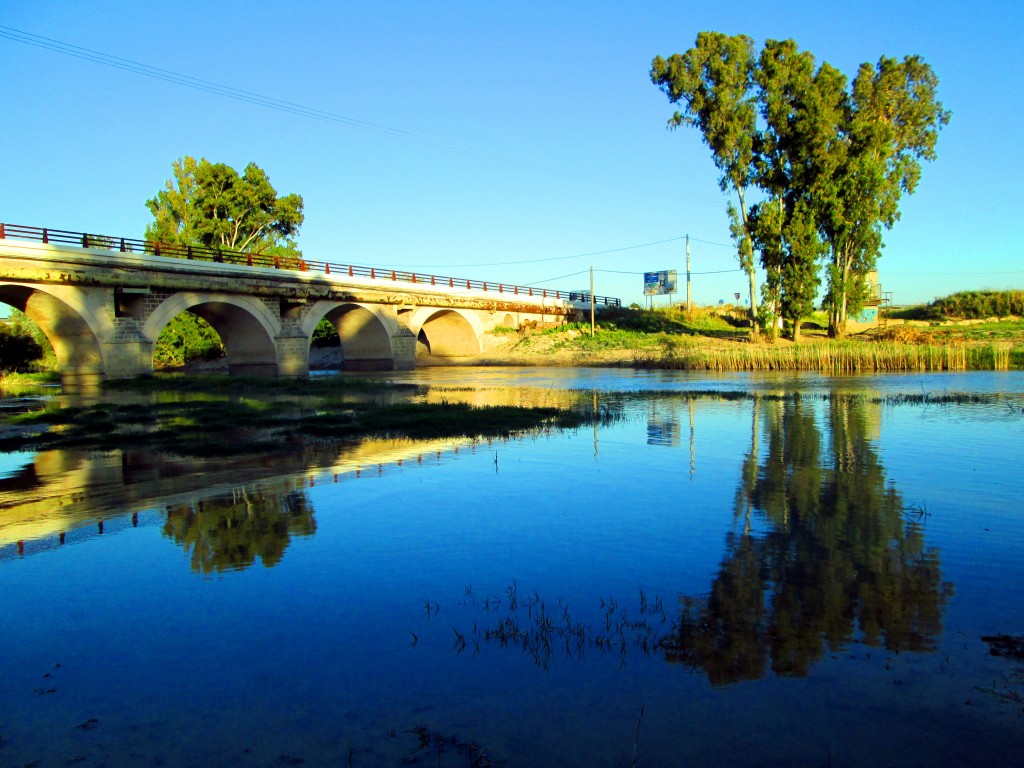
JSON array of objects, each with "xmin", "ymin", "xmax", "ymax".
[
  {"xmin": 646, "ymin": 418, "xmax": 681, "ymax": 447},
  {"xmin": 643, "ymin": 270, "xmax": 678, "ymax": 297}
]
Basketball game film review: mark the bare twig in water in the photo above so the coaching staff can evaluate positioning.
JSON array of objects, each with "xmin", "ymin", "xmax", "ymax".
[{"xmin": 632, "ymin": 704, "xmax": 645, "ymax": 768}]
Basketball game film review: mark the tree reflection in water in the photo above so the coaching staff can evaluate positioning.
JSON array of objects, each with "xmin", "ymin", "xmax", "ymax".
[
  {"xmin": 662, "ymin": 395, "xmax": 953, "ymax": 685},
  {"xmin": 162, "ymin": 484, "xmax": 316, "ymax": 573}
]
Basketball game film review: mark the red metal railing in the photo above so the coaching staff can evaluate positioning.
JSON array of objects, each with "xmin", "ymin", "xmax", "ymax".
[{"xmin": 0, "ymin": 223, "xmax": 622, "ymax": 307}]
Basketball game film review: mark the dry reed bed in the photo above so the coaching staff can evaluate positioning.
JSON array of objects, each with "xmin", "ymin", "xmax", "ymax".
[{"xmin": 639, "ymin": 341, "xmax": 1011, "ymax": 372}]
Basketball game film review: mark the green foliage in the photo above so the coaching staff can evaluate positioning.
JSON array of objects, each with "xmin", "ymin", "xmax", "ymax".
[
  {"xmin": 311, "ymin": 317, "xmax": 341, "ymax": 347},
  {"xmin": 164, "ymin": 488, "xmax": 315, "ymax": 574},
  {"xmin": 488, "ymin": 326, "xmax": 519, "ymax": 335},
  {"xmin": 885, "ymin": 304, "xmax": 938, "ymax": 321},
  {"xmin": 651, "ymin": 33, "xmax": 761, "ymax": 323},
  {"xmin": 0, "ymin": 321, "xmax": 43, "ymax": 372},
  {"xmin": 819, "ymin": 55, "xmax": 950, "ymax": 336},
  {"xmin": 928, "ymin": 290, "xmax": 1024, "ymax": 319},
  {"xmin": 146, "ymin": 156, "xmax": 304, "ymax": 255},
  {"xmin": 154, "ymin": 312, "xmax": 224, "ymax": 368},
  {"xmin": 0, "ymin": 371, "xmax": 59, "ymax": 395},
  {"xmin": 0, "ymin": 310, "xmax": 58, "ymax": 372}
]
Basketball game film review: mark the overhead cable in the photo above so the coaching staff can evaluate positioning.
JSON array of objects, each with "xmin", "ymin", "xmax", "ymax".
[{"xmin": 0, "ymin": 25, "xmax": 726, "ymax": 207}]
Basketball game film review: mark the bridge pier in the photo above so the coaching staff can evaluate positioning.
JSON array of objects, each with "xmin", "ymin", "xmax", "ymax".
[
  {"xmin": 100, "ymin": 338, "xmax": 156, "ymax": 380},
  {"xmin": 275, "ymin": 336, "xmax": 310, "ymax": 377}
]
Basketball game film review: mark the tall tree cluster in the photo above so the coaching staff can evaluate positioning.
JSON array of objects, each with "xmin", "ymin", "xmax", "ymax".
[
  {"xmin": 651, "ymin": 33, "xmax": 949, "ymax": 339},
  {"xmin": 146, "ymin": 156, "xmax": 304, "ymax": 257}
]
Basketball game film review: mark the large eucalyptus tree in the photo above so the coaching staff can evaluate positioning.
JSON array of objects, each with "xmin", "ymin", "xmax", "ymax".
[
  {"xmin": 652, "ymin": 34, "xmax": 948, "ymax": 340},
  {"xmin": 818, "ymin": 56, "xmax": 950, "ymax": 336},
  {"xmin": 651, "ymin": 32, "xmax": 761, "ymax": 333}
]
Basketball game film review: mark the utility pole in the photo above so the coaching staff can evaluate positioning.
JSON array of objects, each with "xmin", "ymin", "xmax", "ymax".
[
  {"xmin": 686, "ymin": 234, "xmax": 692, "ymax": 311},
  {"xmin": 589, "ymin": 265, "xmax": 595, "ymax": 337}
]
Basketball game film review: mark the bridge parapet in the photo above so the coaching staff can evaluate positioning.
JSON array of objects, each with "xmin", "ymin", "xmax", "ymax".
[{"xmin": 0, "ymin": 223, "xmax": 622, "ymax": 308}]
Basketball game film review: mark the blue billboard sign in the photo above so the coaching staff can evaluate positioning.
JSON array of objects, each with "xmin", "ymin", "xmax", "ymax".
[{"xmin": 643, "ymin": 270, "xmax": 677, "ymax": 296}]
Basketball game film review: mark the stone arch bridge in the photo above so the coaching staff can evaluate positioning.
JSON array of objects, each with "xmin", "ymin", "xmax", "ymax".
[{"xmin": 0, "ymin": 224, "xmax": 620, "ymax": 387}]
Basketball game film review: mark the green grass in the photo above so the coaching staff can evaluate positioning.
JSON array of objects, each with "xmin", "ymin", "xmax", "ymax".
[
  {"xmin": 516, "ymin": 306, "xmax": 749, "ymax": 353},
  {"xmin": 522, "ymin": 326, "xmax": 666, "ymax": 352},
  {"xmin": 924, "ymin": 319, "xmax": 1024, "ymax": 342},
  {"xmin": 595, "ymin": 305, "xmax": 749, "ymax": 338},
  {"xmin": 0, "ymin": 371, "xmax": 60, "ymax": 396}
]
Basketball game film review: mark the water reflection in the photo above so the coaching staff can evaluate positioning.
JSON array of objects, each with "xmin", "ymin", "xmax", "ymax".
[
  {"xmin": 662, "ymin": 395, "xmax": 953, "ymax": 684},
  {"xmin": 163, "ymin": 486, "xmax": 315, "ymax": 574},
  {"xmin": 0, "ymin": 433, "xmax": 500, "ymax": 568},
  {"xmin": 2, "ymin": 389, "xmax": 954, "ymax": 663}
]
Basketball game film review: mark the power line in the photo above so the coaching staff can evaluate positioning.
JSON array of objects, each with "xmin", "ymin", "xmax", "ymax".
[
  {"xmin": 599, "ymin": 267, "xmax": 742, "ymax": 276},
  {"xmin": 885, "ymin": 269, "xmax": 1024, "ymax": 275},
  {"xmin": 385, "ymin": 234, "xmax": 693, "ymax": 269},
  {"xmin": 523, "ymin": 270, "xmax": 590, "ymax": 286},
  {"xmin": 689, "ymin": 236, "xmax": 735, "ymax": 248},
  {"xmin": 0, "ymin": 25, "xmax": 727, "ymax": 208}
]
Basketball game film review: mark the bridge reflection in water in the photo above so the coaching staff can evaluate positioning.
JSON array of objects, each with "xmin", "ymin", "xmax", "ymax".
[
  {"xmin": 0, "ymin": 383, "xmax": 590, "ymax": 565},
  {"xmin": 0, "ymin": 433, "xmax": 511, "ymax": 569}
]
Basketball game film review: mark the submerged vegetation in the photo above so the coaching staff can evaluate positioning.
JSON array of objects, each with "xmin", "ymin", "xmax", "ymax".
[
  {"xmin": 0, "ymin": 375, "xmax": 610, "ymax": 457},
  {"xmin": 3, "ymin": 372, "xmax": 1017, "ymax": 458}
]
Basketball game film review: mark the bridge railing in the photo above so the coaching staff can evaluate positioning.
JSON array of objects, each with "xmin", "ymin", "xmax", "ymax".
[{"xmin": 0, "ymin": 223, "xmax": 622, "ymax": 307}]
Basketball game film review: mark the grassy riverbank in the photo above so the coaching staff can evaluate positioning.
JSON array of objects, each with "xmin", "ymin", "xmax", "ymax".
[{"xmin": 463, "ymin": 305, "xmax": 1024, "ymax": 371}]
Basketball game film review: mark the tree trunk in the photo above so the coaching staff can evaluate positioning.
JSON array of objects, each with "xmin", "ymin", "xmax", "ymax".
[
  {"xmin": 836, "ymin": 260, "xmax": 851, "ymax": 338},
  {"xmin": 747, "ymin": 266, "xmax": 759, "ymax": 334},
  {"xmin": 736, "ymin": 188, "xmax": 760, "ymax": 336},
  {"xmin": 827, "ymin": 249, "xmax": 851, "ymax": 338}
]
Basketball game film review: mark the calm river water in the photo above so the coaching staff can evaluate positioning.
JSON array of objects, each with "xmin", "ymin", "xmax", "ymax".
[{"xmin": 1, "ymin": 368, "xmax": 1022, "ymax": 767}]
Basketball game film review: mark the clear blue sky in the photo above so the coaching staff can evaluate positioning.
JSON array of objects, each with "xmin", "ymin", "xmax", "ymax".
[{"xmin": 1, "ymin": 1, "xmax": 1020, "ymax": 308}]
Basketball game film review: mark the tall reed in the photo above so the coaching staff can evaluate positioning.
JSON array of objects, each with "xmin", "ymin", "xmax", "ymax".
[{"xmin": 639, "ymin": 341, "xmax": 1011, "ymax": 373}]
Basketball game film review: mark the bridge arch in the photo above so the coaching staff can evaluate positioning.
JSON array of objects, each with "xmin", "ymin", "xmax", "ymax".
[
  {"xmin": 144, "ymin": 293, "xmax": 282, "ymax": 377},
  {"xmin": 303, "ymin": 301, "xmax": 397, "ymax": 371},
  {"xmin": 0, "ymin": 282, "xmax": 108, "ymax": 386},
  {"xmin": 407, "ymin": 308, "xmax": 482, "ymax": 358}
]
